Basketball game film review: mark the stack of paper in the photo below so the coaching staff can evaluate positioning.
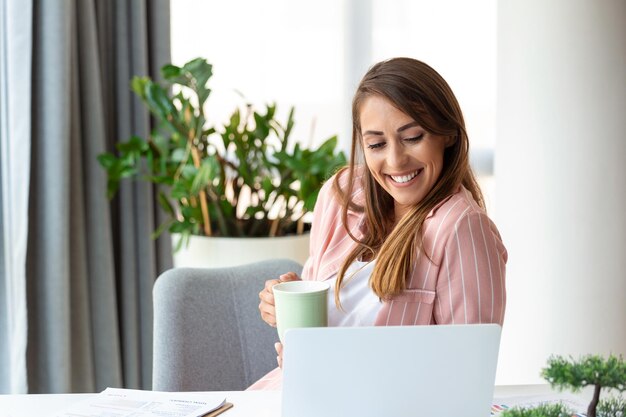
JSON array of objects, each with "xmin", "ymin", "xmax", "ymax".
[{"xmin": 53, "ymin": 387, "xmax": 231, "ymax": 417}]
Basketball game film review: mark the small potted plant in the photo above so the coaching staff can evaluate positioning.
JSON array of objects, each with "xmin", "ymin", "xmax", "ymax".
[
  {"xmin": 500, "ymin": 354, "xmax": 626, "ymax": 417},
  {"xmin": 98, "ymin": 58, "xmax": 346, "ymax": 267}
]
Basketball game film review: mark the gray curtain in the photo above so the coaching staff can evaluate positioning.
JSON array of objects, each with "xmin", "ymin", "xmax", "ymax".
[{"xmin": 26, "ymin": 0, "xmax": 172, "ymax": 393}]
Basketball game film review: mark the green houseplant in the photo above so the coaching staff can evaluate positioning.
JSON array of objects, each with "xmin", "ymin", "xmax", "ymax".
[
  {"xmin": 542, "ymin": 354, "xmax": 626, "ymax": 417},
  {"xmin": 501, "ymin": 354, "xmax": 626, "ymax": 417},
  {"xmin": 98, "ymin": 58, "xmax": 346, "ymax": 249}
]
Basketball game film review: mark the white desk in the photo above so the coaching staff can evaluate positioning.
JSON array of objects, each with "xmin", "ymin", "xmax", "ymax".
[
  {"xmin": 1, "ymin": 391, "xmax": 280, "ymax": 417},
  {"xmin": 1, "ymin": 385, "xmax": 588, "ymax": 417}
]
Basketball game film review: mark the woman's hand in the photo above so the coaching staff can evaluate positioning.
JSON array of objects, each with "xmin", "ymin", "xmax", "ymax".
[
  {"xmin": 258, "ymin": 271, "xmax": 300, "ymax": 327},
  {"xmin": 275, "ymin": 342, "xmax": 284, "ymax": 368}
]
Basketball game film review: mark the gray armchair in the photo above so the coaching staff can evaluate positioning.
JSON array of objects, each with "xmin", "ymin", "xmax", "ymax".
[{"xmin": 152, "ymin": 259, "xmax": 303, "ymax": 391}]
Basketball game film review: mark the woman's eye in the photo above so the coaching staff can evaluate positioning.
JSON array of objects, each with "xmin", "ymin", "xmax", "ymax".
[
  {"xmin": 367, "ymin": 142, "xmax": 385, "ymax": 150},
  {"xmin": 404, "ymin": 134, "xmax": 424, "ymax": 143}
]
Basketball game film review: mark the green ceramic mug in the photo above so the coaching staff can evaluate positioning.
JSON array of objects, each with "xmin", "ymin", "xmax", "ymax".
[{"xmin": 272, "ymin": 280, "xmax": 330, "ymax": 343}]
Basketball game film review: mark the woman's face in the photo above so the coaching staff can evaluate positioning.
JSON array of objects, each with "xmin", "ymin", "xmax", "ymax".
[{"xmin": 359, "ymin": 95, "xmax": 451, "ymax": 220}]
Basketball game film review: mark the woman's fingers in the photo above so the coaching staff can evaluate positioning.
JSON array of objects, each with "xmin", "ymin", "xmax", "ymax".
[
  {"xmin": 260, "ymin": 307, "xmax": 276, "ymax": 327},
  {"xmin": 258, "ymin": 278, "xmax": 280, "ymax": 327},
  {"xmin": 258, "ymin": 272, "xmax": 301, "ymax": 327},
  {"xmin": 278, "ymin": 272, "xmax": 300, "ymax": 282},
  {"xmin": 260, "ymin": 279, "xmax": 279, "ymax": 304},
  {"xmin": 275, "ymin": 342, "xmax": 284, "ymax": 368}
]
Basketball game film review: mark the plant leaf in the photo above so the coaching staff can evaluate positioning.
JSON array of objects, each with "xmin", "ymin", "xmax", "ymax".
[
  {"xmin": 161, "ymin": 64, "xmax": 182, "ymax": 80},
  {"xmin": 190, "ymin": 160, "xmax": 212, "ymax": 195}
]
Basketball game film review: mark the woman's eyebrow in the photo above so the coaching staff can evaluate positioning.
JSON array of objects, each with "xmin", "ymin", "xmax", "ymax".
[
  {"xmin": 362, "ymin": 129, "xmax": 384, "ymax": 136},
  {"xmin": 362, "ymin": 121, "xmax": 420, "ymax": 137},
  {"xmin": 397, "ymin": 121, "xmax": 420, "ymax": 132}
]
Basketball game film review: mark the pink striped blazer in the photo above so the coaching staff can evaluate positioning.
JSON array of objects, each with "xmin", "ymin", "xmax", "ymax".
[{"xmin": 247, "ymin": 169, "xmax": 507, "ymax": 390}]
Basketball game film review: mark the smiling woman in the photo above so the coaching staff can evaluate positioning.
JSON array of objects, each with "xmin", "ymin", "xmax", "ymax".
[
  {"xmin": 251, "ymin": 57, "xmax": 507, "ymax": 390},
  {"xmin": 331, "ymin": 57, "xmax": 501, "ymax": 305}
]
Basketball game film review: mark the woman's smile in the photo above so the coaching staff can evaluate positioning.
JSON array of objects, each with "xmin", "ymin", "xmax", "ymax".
[{"xmin": 387, "ymin": 168, "xmax": 423, "ymax": 185}]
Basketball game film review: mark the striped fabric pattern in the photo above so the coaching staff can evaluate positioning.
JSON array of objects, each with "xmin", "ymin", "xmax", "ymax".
[{"xmin": 247, "ymin": 170, "xmax": 507, "ymax": 390}]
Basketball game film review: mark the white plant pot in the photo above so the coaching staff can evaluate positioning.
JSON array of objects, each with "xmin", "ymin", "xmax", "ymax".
[{"xmin": 171, "ymin": 233, "xmax": 310, "ymax": 268}]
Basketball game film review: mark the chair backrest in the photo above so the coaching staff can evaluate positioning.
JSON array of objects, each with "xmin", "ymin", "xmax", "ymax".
[{"xmin": 152, "ymin": 259, "xmax": 303, "ymax": 391}]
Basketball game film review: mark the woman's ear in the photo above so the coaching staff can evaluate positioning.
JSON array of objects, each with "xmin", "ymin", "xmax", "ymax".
[{"xmin": 444, "ymin": 136, "xmax": 457, "ymax": 148}]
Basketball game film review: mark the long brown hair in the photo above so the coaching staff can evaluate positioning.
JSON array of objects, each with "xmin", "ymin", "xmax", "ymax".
[{"xmin": 333, "ymin": 57, "xmax": 484, "ymax": 306}]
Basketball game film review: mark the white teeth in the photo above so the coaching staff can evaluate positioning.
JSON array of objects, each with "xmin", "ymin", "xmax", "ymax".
[{"xmin": 390, "ymin": 170, "xmax": 420, "ymax": 183}]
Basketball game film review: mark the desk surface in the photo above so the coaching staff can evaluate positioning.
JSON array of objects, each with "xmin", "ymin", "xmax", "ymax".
[{"xmin": 1, "ymin": 385, "xmax": 588, "ymax": 417}]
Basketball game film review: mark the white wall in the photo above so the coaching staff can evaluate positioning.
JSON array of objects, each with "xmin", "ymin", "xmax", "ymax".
[{"xmin": 496, "ymin": 0, "xmax": 626, "ymax": 384}]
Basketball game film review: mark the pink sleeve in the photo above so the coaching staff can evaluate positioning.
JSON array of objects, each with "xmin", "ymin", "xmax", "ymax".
[
  {"xmin": 300, "ymin": 176, "xmax": 334, "ymax": 281},
  {"xmin": 434, "ymin": 211, "xmax": 507, "ymax": 326},
  {"xmin": 246, "ymin": 367, "xmax": 282, "ymax": 390}
]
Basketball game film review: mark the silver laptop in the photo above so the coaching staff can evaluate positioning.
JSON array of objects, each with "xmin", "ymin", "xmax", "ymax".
[{"xmin": 281, "ymin": 324, "xmax": 501, "ymax": 417}]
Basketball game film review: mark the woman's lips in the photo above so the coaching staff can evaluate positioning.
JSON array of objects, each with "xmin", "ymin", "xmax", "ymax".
[{"xmin": 388, "ymin": 168, "xmax": 423, "ymax": 185}]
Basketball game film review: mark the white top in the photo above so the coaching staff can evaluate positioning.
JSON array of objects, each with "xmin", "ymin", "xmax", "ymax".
[{"xmin": 326, "ymin": 260, "xmax": 382, "ymax": 326}]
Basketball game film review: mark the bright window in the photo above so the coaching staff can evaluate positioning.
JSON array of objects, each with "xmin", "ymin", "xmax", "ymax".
[{"xmin": 171, "ymin": 0, "xmax": 497, "ymax": 210}]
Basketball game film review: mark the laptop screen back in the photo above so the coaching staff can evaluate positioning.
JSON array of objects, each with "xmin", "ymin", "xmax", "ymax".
[{"xmin": 281, "ymin": 324, "xmax": 501, "ymax": 417}]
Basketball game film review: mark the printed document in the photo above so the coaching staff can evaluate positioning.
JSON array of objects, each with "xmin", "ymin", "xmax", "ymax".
[{"xmin": 53, "ymin": 387, "xmax": 227, "ymax": 417}]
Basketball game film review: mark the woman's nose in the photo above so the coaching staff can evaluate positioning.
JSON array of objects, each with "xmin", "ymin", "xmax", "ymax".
[{"xmin": 387, "ymin": 142, "xmax": 409, "ymax": 168}]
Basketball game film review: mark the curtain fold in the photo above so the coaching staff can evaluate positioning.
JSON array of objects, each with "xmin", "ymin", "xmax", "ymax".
[
  {"xmin": 0, "ymin": 0, "xmax": 33, "ymax": 395},
  {"xmin": 25, "ymin": 0, "xmax": 171, "ymax": 393}
]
